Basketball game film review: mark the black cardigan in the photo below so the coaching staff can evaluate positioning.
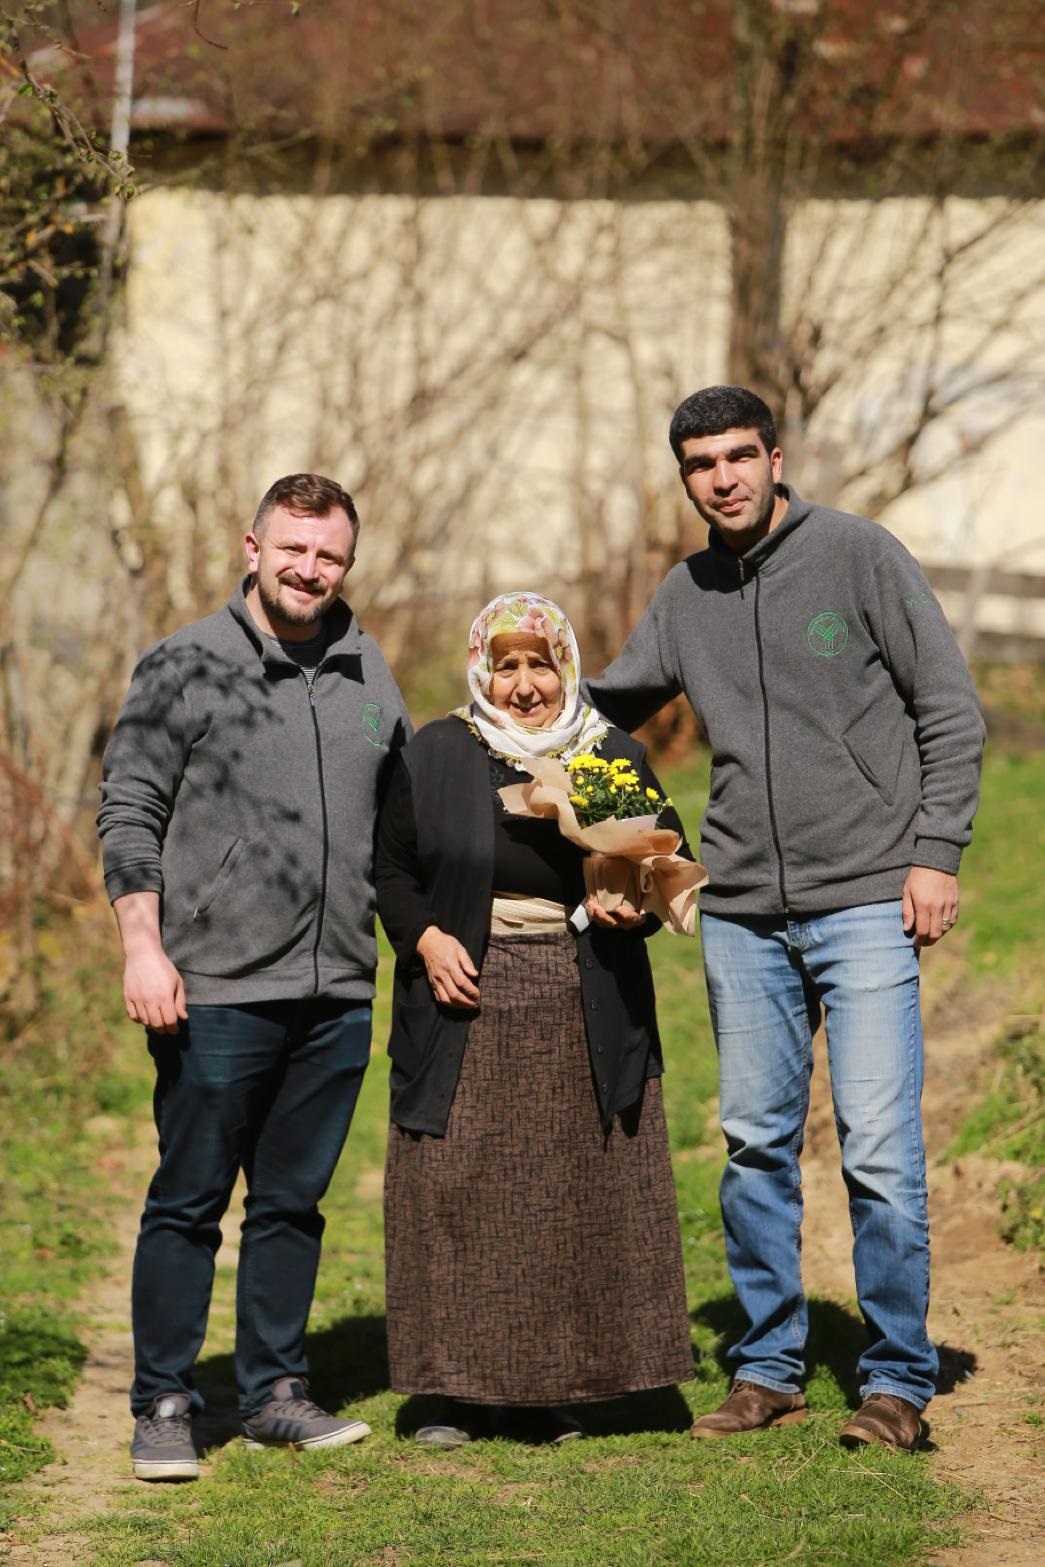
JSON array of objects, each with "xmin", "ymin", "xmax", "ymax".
[{"xmin": 375, "ymin": 716, "xmax": 688, "ymax": 1135}]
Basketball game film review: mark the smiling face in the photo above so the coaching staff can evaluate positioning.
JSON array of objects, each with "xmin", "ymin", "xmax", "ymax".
[
  {"xmin": 243, "ymin": 504, "xmax": 355, "ymax": 641},
  {"xmin": 488, "ymin": 633, "xmax": 564, "ymax": 728},
  {"xmin": 678, "ymin": 426, "xmax": 786, "ymax": 553}
]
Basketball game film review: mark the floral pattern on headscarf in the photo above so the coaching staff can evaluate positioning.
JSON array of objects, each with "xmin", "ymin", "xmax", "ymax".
[
  {"xmin": 467, "ymin": 592, "xmax": 575, "ymax": 696},
  {"xmin": 452, "ymin": 590, "xmax": 608, "ymax": 769}
]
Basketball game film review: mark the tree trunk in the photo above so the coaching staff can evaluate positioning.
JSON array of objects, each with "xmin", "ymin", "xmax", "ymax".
[{"xmin": 726, "ymin": 0, "xmax": 812, "ymax": 408}]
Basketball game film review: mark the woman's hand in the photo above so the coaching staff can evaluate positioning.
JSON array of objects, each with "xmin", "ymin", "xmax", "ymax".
[
  {"xmin": 584, "ymin": 896, "xmax": 647, "ymax": 931},
  {"xmin": 416, "ymin": 925, "xmax": 481, "ymax": 1008}
]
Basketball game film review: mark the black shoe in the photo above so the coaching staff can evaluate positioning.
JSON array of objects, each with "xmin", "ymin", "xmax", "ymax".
[
  {"xmin": 508, "ymin": 1406, "xmax": 585, "ymax": 1445},
  {"xmin": 542, "ymin": 1407, "xmax": 584, "ymax": 1444},
  {"xmin": 242, "ymin": 1377, "xmax": 371, "ymax": 1451},
  {"xmin": 131, "ymin": 1393, "xmax": 199, "ymax": 1481}
]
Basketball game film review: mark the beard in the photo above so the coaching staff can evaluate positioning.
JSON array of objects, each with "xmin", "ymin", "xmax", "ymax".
[
  {"xmin": 259, "ymin": 572, "xmax": 332, "ymax": 628},
  {"xmin": 696, "ymin": 479, "xmax": 777, "ymax": 543}
]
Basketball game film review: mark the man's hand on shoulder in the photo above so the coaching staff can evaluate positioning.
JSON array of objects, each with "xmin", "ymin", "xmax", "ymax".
[
  {"xmin": 113, "ymin": 891, "xmax": 188, "ymax": 1034},
  {"xmin": 902, "ymin": 867, "xmax": 959, "ymax": 949}
]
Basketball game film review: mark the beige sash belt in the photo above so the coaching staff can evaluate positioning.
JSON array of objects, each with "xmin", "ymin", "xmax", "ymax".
[{"xmin": 489, "ymin": 892, "xmax": 569, "ymax": 935}]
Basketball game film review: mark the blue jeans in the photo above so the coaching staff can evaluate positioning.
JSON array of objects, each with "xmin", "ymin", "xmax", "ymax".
[
  {"xmin": 131, "ymin": 1000, "xmax": 371, "ymax": 1418},
  {"xmin": 700, "ymin": 902, "xmax": 937, "ymax": 1409}
]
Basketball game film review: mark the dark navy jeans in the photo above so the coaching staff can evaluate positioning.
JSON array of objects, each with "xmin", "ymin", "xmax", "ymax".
[{"xmin": 131, "ymin": 999, "xmax": 371, "ymax": 1419}]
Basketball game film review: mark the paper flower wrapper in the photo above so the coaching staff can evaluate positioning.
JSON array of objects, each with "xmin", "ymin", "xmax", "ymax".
[{"xmin": 498, "ymin": 757, "xmax": 707, "ymax": 936}]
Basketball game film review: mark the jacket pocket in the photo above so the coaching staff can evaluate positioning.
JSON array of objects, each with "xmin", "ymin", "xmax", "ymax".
[
  {"xmin": 192, "ymin": 837, "xmax": 248, "ymax": 920},
  {"xmin": 841, "ymin": 702, "xmax": 906, "ymax": 808}
]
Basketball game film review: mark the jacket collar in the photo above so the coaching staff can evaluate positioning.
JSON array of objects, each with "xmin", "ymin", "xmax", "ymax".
[
  {"xmin": 707, "ymin": 485, "xmax": 813, "ymax": 578},
  {"xmin": 225, "ymin": 577, "xmax": 363, "ymax": 670}
]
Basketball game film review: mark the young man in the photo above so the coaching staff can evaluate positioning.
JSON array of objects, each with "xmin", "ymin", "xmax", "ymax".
[
  {"xmin": 585, "ymin": 386, "xmax": 985, "ymax": 1450},
  {"xmin": 98, "ymin": 474, "xmax": 410, "ymax": 1479}
]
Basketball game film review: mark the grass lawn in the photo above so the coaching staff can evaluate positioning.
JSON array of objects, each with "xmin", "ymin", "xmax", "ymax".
[
  {"xmin": 8, "ymin": 741, "xmax": 1044, "ymax": 1564},
  {"xmin": 62, "ymin": 903, "xmax": 968, "ymax": 1566}
]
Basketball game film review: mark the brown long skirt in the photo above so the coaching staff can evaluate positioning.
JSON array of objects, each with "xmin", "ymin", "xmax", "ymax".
[{"xmin": 384, "ymin": 931, "xmax": 693, "ymax": 1404}]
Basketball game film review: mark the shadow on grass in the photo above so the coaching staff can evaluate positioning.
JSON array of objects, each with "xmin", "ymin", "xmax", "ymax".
[
  {"xmin": 194, "ymin": 1312, "xmax": 693, "ymax": 1449},
  {"xmin": 395, "ymin": 1382, "xmax": 693, "ymax": 1441},
  {"xmin": 693, "ymin": 1294, "xmax": 867, "ymax": 1405},
  {"xmin": 193, "ymin": 1313, "xmax": 389, "ymax": 1451},
  {"xmin": 0, "ymin": 1307, "xmax": 88, "ymax": 1408},
  {"xmin": 692, "ymin": 1295, "xmax": 979, "ymax": 1409}
]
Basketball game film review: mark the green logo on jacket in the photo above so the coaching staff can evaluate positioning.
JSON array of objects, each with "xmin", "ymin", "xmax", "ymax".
[
  {"xmin": 806, "ymin": 612, "xmax": 849, "ymax": 658},
  {"xmin": 361, "ymin": 702, "xmax": 382, "ymax": 746}
]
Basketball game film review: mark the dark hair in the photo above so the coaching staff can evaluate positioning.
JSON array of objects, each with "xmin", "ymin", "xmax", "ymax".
[
  {"xmin": 668, "ymin": 386, "xmax": 777, "ymax": 461},
  {"xmin": 253, "ymin": 473, "xmax": 360, "ymax": 545}
]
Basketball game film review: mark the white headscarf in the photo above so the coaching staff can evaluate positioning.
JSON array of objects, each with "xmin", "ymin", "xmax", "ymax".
[{"xmin": 450, "ymin": 590, "xmax": 608, "ymax": 768}]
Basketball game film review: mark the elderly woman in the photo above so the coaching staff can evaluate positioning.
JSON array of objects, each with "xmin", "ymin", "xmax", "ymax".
[{"xmin": 375, "ymin": 592, "xmax": 692, "ymax": 1446}]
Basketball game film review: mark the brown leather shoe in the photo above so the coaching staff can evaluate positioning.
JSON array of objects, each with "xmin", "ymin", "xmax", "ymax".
[
  {"xmin": 690, "ymin": 1379, "xmax": 808, "ymax": 1439},
  {"xmin": 839, "ymin": 1393, "xmax": 924, "ymax": 1452}
]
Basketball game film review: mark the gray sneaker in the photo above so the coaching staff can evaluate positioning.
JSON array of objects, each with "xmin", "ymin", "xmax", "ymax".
[
  {"xmin": 131, "ymin": 1393, "xmax": 199, "ymax": 1481},
  {"xmin": 242, "ymin": 1377, "xmax": 371, "ymax": 1451}
]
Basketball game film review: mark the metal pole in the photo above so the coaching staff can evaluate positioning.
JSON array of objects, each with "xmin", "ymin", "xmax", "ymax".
[{"xmin": 90, "ymin": 0, "xmax": 136, "ymax": 355}]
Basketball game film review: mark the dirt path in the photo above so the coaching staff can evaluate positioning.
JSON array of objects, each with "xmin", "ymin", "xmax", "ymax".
[
  {"xmin": 802, "ymin": 958, "xmax": 1044, "ymax": 1565},
  {"xmin": 2, "ymin": 1132, "xmax": 242, "ymax": 1567},
  {"xmin": 3, "ymin": 1130, "xmax": 151, "ymax": 1566},
  {"xmin": 3, "ymin": 957, "xmax": 1041, "ymax": 1566}
]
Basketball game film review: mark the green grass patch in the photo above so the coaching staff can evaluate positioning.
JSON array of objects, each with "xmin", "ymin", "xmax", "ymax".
[
  {"xmin": 947, "ymin": 1017, "xmax": 1043, "ymax": 1165},
  {"xmin": 0, "ymin": 903, "xmax": 152, "ymax": 1525},
  {"xmin": 955, "ymin": 748, "xmax": 1045, "ymax": 976},
  {"xmin": 21, "ymin": 741, "xmax": 1045, "ymax": 1560},
  {"xmin": 947, "ymin": 1010, "xmax": 1044, "ymax": 1252},
  {"xmin": 80, "ymin": 1429, "xmax": 965, "ymax": 1567},
  {"xmin": 0, "ymin": 1309, "xmax": 88, "ymax": 1525},
  {"xmin": 942, "ymin": 744, "xmax": 1044, "ymax": 1254},
  {"xmin": 68, "ymin": 746, "xmax": 969, "ymax": 1564}
]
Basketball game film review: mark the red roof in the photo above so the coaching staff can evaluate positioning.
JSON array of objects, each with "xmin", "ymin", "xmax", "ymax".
[{"xmin": 28, "ymin": 1, "xmax": 1045, "ymax": 148}]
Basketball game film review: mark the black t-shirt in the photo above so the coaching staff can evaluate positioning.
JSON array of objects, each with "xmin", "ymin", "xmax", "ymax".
[
  {"xmin": 487, "ymin": 753, "xmax": 586, "ymax": 904},
  {"xmin": 376, "ymin": 746, "xmax": 586, "ymax": 945}
]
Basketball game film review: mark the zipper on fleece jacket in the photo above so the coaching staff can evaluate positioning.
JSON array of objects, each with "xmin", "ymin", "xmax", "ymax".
[
  {"xmin": 751, "ymin": 571, "xmax": 790, "ymax": 914},
  {"xmin": 304, "ymin": 669, "xmax": 330, "ymax": 995}
]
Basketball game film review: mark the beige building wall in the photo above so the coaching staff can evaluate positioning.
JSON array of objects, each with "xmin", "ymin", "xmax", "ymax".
[
  {"xmin": 783, "ymin": 196, "xmax": 1045, "ymax": 640},
  {"xmin": 115, "ymin": 187, "xmax": 1045, "ymax": 632},
  {"xmin": 115, "ymin": 189, "xmax": 731, "ymax": 615}
]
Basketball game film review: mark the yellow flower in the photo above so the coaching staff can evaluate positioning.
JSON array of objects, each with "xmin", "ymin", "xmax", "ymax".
[
  {"xmin": 569, "ymin": 793, "xmax": 586, "ymax": 806},
  {"xmin": 609, "ymin": 784, "xmax": 617, "ymax": 794},
  {"xmin": 645, "ymin": 787, "xmax": 659, "ymax": 800}
]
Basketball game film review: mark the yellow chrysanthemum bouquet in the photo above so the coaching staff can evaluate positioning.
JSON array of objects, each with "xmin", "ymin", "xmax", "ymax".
[
  {"xmin": 564, "ymin": 753, "xmax": 672, "ymax": 829},
  {"xmin": 499, "ymin": 753, "xmax": 705, "ymax": 935}
]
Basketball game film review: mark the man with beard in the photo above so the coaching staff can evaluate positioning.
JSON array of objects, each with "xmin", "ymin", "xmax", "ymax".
[
  {"xmin": 584, "ymin": 386, "xmax": 984, "ymax": 1451},
  {"xmin": 98, "ymin": 474, "xmax": 410, "ymax": 1479}
]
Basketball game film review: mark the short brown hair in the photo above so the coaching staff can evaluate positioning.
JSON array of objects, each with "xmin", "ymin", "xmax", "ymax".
[{"xmin": 253, "ymin": 474, "xmax": 360, "ymax": 546}]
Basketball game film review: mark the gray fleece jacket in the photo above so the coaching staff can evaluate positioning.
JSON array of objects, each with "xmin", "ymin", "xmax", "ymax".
[
  {"xmin": 585, "ymin": 489, "xmax": 985, "ymax": 917},
  {"xmin": 98, "ymin": 583, "xmax": 411, "ymax": 1003}
]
